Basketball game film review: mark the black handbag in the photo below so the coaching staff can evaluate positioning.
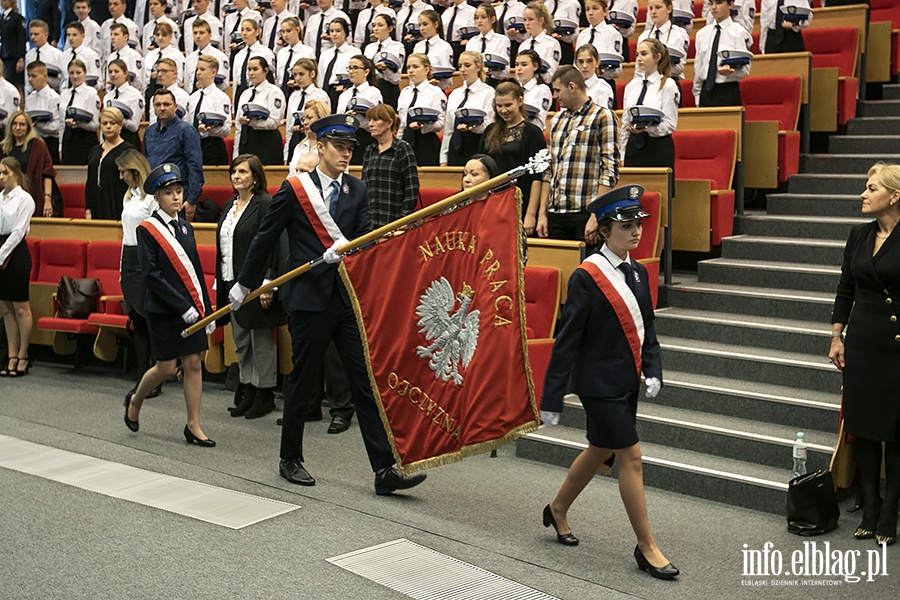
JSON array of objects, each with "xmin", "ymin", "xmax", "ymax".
[
  {"xmin": 786, "ymin": 469, "xmax": 840, "ymax": 536},
  {"xmin": 56, "ymin": 276, "xmax": 101, "ymax": 319}
]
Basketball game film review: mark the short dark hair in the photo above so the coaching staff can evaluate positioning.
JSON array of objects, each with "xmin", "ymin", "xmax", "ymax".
[
  {"xmin": 551, "ymin": 65, "xmax": 586, "ymax": 91},
  {"xmin": 65, "ymin": 21, "xmax": 85, "ymax": 34},
  {"xmin": 153, "ymin": 88, "xmax": 176, "ymax": 102},
  {"xmin": 230, "ymin": 154, "xmax": 267, "ymax": 194}
]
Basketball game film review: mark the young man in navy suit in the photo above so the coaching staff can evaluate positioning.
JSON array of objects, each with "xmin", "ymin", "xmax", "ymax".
[{"xmin": 230, "ymin": 114, "xmax": 427, "ymax": 495}]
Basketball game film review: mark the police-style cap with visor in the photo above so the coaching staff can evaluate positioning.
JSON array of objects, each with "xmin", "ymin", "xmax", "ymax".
[
  {"xmin": 587, "ymin": 185, "xmax": 649, "ymax": 222},
  {"xmin": 310, "ymin": 114, "xmax": 360, "ymax": 143},
  {"xmin": 144, "ymin": 163, "xmax": 183, "ymax": 195}
]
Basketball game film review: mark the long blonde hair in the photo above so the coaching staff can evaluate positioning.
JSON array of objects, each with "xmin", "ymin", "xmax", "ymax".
[
  {"xmin": 115, "ymin": 149, "xmax": 151, "ymax": 195},
  {"xmin": 0, "ymin": 111, "xmax": 36, "ymax": 155},
  {"xmin": 0, "ymin": 156, "xmax": 29, "ymax": 193}
]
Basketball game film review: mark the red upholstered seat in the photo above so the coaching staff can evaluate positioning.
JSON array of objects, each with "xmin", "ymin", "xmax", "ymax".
[
  {"xmin": 677, "ymin": 79, "xmax": 695, "ymax": 108},
  {"xmin": 224, "ymin": 137, "xmax": 235, "ymax": 158},
  {"xmin": 26, "ymin": 238, "xmax": 40, "ymax": 281},
  {"xmin": 673, "ymin": 129, "xmax": 736, "ymax": 247},
  {"xmin": 741, "ymin": 76, "xmax": 802, "ymax": 184},
  {"xmin": 871, "ymin": 0, "xmax": 900, "ymax": 76},
  {"xmin": 58, "ymin": 184, "xmax": 86, "ymax": 218},
  {"xmin": 35, "ymin": 239, "xmax": 88, "ymax": 283},
  {"xmin": 802, "ymin": 27, "xmax": 859, "ymax": 125},
  {"xmin": 36, "ymin": 316, "xmax": 99, "ymax": 334},
  {"xmin": 202, "ymin": 186, "xmax": 235, "ymax": 209},
  {"xmin": 632, "ymin": 191, "xmax": 661, "ymax": 309},
  {"xmin": 418, "ymin": 188, "xmax": 459, "ymax": 209},
  {"xmin": 749, "ymin": 32, "xmax": 761, "ymax": 55},
  {"xmin": 196, "ymin": 245, "xmax": 218, "ymax": 302},
  {"xmin": 524, "ymin": 266, "xmax": 561, "ymax": 339},
  {"xmin": 615, "ymin": 81, "xmax": 626, "ymax": 112},
  {"xmin": 86, "ymin": 312, "xmax": 129, "ymax": 327}
]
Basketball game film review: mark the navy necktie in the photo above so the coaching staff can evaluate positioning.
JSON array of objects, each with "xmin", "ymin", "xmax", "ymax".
[
  {"xmin": 480, "ymin": 36, "xmax": 487, "ymax": 53},
  {"xmin": 328, "ymin": 180, "xmax": 340, "ymax": 217},
  {"xmin": 447, "ymin": 7, "xmax": 458, "ymax": 43},
  {"xmin": 589, "ymin": 28, "xmax": 595, "ymax": 45},
  {"xmin": 269, "ymin": 16, "xmax": 279, "ymax": 48},
  {"xmin": 282, "ymin": 48, "xmax": 294, "ymax": 98},
  {"xmin": 618, "ymin": 261, "xmax": 635, "ymax": 292},
  {"xmin": 402, "ymin": 87, "xmax": 419, "ymax": 145},
  {"xmin": 239, "ymin": 87, "xmax": 257, "ymax": 148},
  {"xmin": 323, "ymin": 50, "xmax": 339, "ymax": 89},
  {"xmin": 240, "ymin": 48, "xmax": 250, "ymax": 88},
  {"xmin": 450, "ymin": 87, "xmax": 471, "ymax": 151},
  {"xmin": 193, "ymin": 89, "xmax": 204, "ymax": 127},
  {"xmin": 316, "ymin": 14, "xmax": 325, "ymax": 55},
  {"xmin": 497, "ymin": 4, "xmax": 508, "ymax": 33},
  {"xmin": 774, "ymin": 0, "xmax": 786, "ymax": 44},
  {"xmin": 636, "ymin": 78, "xmax": 649, "ymax": 105},
  {"xmin": 704, "ymin": 25, "xmax": 721, "ymax": 92},
  {"xmin": 424, "ymin": 39, "xmax": 430, "ymax": 54}
]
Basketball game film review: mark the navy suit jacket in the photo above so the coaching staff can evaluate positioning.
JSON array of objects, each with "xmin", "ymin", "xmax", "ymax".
[
  {"xmin": 541, "ymin": 256, "xmax": 662, "ymax": 412},
  {"xmin": 136, "ymin": 212, "xmax": 213, "ymax": 317},
  {"xmin": 237, "ymin": 170, "xmax": 373, "ymax": 312}
]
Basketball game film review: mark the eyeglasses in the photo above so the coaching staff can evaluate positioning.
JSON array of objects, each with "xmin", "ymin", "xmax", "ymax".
[{"xmin": 347, "ymin": 65, "xmax": 365, "ymax": 71}]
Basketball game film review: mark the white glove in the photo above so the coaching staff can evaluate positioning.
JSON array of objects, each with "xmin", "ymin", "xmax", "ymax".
[
  {"xmin": 540, "ymin": 410, "xmax": 560, "ymax": 426},
  {"xmin": 229, "ymin": 282, "xmax": 250, "ymax": 311},
  {"xmin": 205, "ymin": 321, "xmax": 216, "ymax": 335},
  {"xmin": 182, "ymin": 307, "xmax": 200, "ymax": 324},
  {"xmin": 323, "ymin": 236, "xmax": 348, "ymax": 264},
  {"xmin": 645, "ymin": 377, "xmax": 662, "ymax": 398}
]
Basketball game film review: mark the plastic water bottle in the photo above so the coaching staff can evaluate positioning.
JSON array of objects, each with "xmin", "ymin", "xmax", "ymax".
[{"xmin": 792, "ymin": 432, "xmax": 807, "ymax": 479}]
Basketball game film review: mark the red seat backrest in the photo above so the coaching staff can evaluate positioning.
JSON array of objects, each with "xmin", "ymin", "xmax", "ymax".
[
  {"xmin": 871, "ymin": 0, "xmax": 900, "ymax": 29},
  {"xmin": 615, "ymin": 81, "xmax": 626, "ymax": 111},
  {"xmin": 632, "ymin": 191, "xmax": 660, "ymax": 261},
  {"xmin": 693, "ymin": 1, "xmax": 703, "ymax": 17},
  {"xmin": 688, "ymin": 36, "xmax": 696, "ymax": 59},
  {"xmin": 87, "ymin": 240, "xmax": 123, "ymax": 296},
  {"xmin": 26, "ymin": 237, "xmax": 40, "ymax": 281},
  {"xmin": 750, "ymin": 32, "xmax": 761, "ymax": 55},
  {"xmin": 58, "ymin": 183, "xmax": 86, "ymax": 218},
  {"xmin": 419, "ymin": 188, "xmax": 459, "ymax": 208},
  {"xmin": 677, "ymin": 79, "xmax": 695, "ymax": 107},
  {"xmin": 673, "ymin": 129, "xmax": 736, "ymax": 190},
  {"xmin": 224, "ymin": 137, "xmax": 235, "ymax": 158},
  {"xmin": 202, "ymin": 186, "xmax": 235, "ymax": 209},
  {"xmin": 36, "ymin": 239, "xmax": 88, "ymax": 283},
  {"xmin": 741, "ymin": 76, "xmax": 802, "ymax": 130},
  {"xmin": 196, "ymin": 245, "xmax": 217, "ymax": 303},
  {"xmin": 802, "ymin": 27, "xmax": 859, "ymax": 77},
  {"xmin": 628, "ymin": 39, "xmax": 637, "ymax": 61},
  {"xmin": 523, "ymin": 266, "xmax": 560, "ymax": 339},
  {"xmin": 637, "ymin": 5, "xmax": 647, "ymax": 22}
]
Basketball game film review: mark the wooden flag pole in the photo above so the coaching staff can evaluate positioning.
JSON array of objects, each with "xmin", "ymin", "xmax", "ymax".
[{"xmin": 181, "ymin": 151, "xmax": 549, "ymax": 338}]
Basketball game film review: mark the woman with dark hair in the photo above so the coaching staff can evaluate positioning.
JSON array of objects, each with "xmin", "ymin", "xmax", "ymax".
[
  {"xmin": 103, "ymin": 59, "xmax": 143, "ymax": 149},
  {"xmin": 478, "ymin": 80, "xmax": 546, "ymax": 232},
  {"xmin": 337, "ymin": 55, "xmax": 383, "ymax": 165},
  {"xmin": 413, "ymin": 9, "xmax": 453, "ymax": 91},
  {"xmin": 466, "ymin": 3, "xmax": 511, "ymax": 87},
  {"xmin": 362, "ymin": 103, "xmax": 418, "ymax": 228},
  {"xmin": 515, "ymin": 49, "xmax": 552, "ymax": 131},
  {"xmin": 216, "ymin": 154, "xmax": 285, "ymax": 419},
  {"xmin": 85, "ymin": 107, "xmax": 134, "ymax": 220},
  {"xmin": 231, "ymin": 18, "xmax": 276, "ymax": 108},
  {"xmin": 0, "ymin": 111, "xmax": 60, "ymax": 217},
  {"xmin": 397, "ymin": 53, "xmax": 445, "ymax": 167},
  {"xmin": 364, "ymin": 14, "xmax": 405, "ymax": 109},
  {"xmin": 0, "ymin": 156, "xmax": 35, "ymax": 377},
  {"xmin": 317, "ymin": 18, "xmax": 359, "ymax": 112},
  {"xmin": 234, "ymin": 56, "xmax": 286, "ymax": 165},
  {"xmin": 461, "ymin": 153, "xmax": 500, "ymax": 197}
]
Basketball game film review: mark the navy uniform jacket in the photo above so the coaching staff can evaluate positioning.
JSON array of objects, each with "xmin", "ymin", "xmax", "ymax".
[
  {"xmin": 136, "ymin": 212, "xmax": 213, "ymax": 317},
  {"xmin": 541, "ymin": 257, "xmax": 662, "ymax": 412},
  {"xmin": 237, "ymin": 170, "xmax": 373, "ymax": 312}
]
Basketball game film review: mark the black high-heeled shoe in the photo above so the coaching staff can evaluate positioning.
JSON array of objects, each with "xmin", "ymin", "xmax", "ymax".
[
  {"xmin": 184, "ymin": 425, "xmax": 216, "ymax": 447},
  {"xmin": 0, "ymin": 357, "xmax": 16, "ymax": 377},
  {"xmin": 542, "ymin": 504, "xmax": 578, "ymax": 546},
  {"xmin": 634, "ymin": 546, "xmax": 679, "ymax": 580},
  {"xmin": 12, "ymin": 356, "xmax": 31, "ymax": 376},
  {"xmin": 124, "ymin": 392, "xmax": 139, "ymax": 432}
]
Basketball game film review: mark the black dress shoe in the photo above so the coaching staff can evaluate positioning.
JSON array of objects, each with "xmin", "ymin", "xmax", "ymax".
[
  {"xmin": 280, "ymin": 459, "xmax": 316, "ymax": 486},
  {"xmin": 183, "ymin": 425, "xmax": 216, "ymax": 447},
  {"xmin": 276, "ymin": 418, "xmax": 284, "ymax": 426},
  {"xmin": 124, "ymin": 392, "xmax": 139, "ymax": 432},
  {"xmin": 328, "ymin": 415, "xmax": 351, "ymax": 434},
  {"xmin": 543, "ymin": 504, "xmax": 578, "ymax": 546},
  {"xmin": 634, "ymin": 546, "xmax": 679, "ymax": 580},
  {"xmin": 374, "ymin": 467, "xmax": 427, "ymax": 495}
]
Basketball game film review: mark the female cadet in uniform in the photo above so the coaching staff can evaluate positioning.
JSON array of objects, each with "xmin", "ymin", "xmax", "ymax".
[
  {"xmin": 58, "ymin": 58, "xmax": 100, "ymax": 165},
  {"xmin": 413, "ymin": 10, "xmax": 453, "ymax": 91},
  {"xmin": 284, "ymin": 58, "xmax": 331, "ymax": 164},
  {"xmin": 317, "ymin": 18, "xmax": 360, "ymax": 113},
  {"xmin": 104, "ymin": 58, "xmax": 144, "ymax": 148},
  {"xmin": 336, "ymin": 55, "xmax": 383, "ymax": 165},
  {"xmin": 520, "ymin": 1, "xmax": 560, "ymax": 82},
  {"xmin": 466, "ymin": 3, "xmax": 511, "ymax": 88},
  {"xmin": 126, "ymin": 163, "xmax": 216, "ymax": 447},
  {"xmin": 578, "ymin": 0, "xmax": 624, "ymax": 107},
  {"xmin": 576, "ymin": 44, "xmax": 615, "ymax": 110},
  {"xmin": 607, "ymin": 0, "xmax": 638, "ymax": 61},
  {"xmin": 829, "ymin": 163, "xmax": 900, "ymax": 546},
  {"xmin": 620, "ymin": 39, "xmax": 678, "ymax": 170},
  {"xmin": 440, "ymin": 51, "xmax": 495, "ymax": 167},
  {"xmin": 232, "ymin": 19, "xmax": 276, "ymax": 113},
  {"xmin": 364, "ymin": 14, "xmax": 405, "ymax": 109},
  {"xmin": 515, "ymin": 49, "xmax": 552, "ymax": 131},
  {"xmin": 234, "ymin": 56, "xmax": 286, "ymax": 165},
  {"xmin": 397, "ymin": 53, "xmax": 445, "ymax": 167},
  {"xmin": 760, "ymin": 0, "xmax": 812, "ymax": 55},
  {"xmin": 0, "ymin": 157, "xmax": 35, "ymax": 378},
  {"xmin": 540, "ymin": 186, "xmax": 679, "ymax": 581},
  {"xmin": 546, "ymin": 0, "xmax": 580, "ymax": 66},
  {"xmin": 638, "ymin": 0, "xmax": 690, "ymax": 81}
]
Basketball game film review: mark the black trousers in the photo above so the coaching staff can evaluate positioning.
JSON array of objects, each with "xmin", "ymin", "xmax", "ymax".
[
  {"xmin": 764, "ymin": 28, "xmax": 805, "ymax": 54},
  {"xmin": 307, "ymin": 341, "xmax": 354, "ymax": 420},
  {"xmin": 200, "ymin": 136, "xmax": 229, "ymax": 165},
  {"xmin": 699, "ymin": 81, "xmax": 742, "ymax": 107},
  {"xmin": 547, "ymin": 210, "xmax": 595, "ymax": 254},
  {"xmin": 280, "ymin": 288, "xmax": 394, "ymax": 471}
]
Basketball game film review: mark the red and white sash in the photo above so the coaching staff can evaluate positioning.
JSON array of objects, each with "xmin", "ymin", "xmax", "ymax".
[
  {"xmin": 579, "ymin": 254, "xmax": 645, "ymax": 377},
  {"xmin": 139, "ymin": 217, "xmax": 206, "ymax": 317},
  {"xmin": 287, "ymin": 172, "xmax": 346, "ymax": 249}
]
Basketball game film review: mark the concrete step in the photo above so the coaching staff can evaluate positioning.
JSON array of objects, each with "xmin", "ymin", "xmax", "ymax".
[
  {"xmin": 829, "ymin": 135, "xmax": 900, "ymax": 154},
  {"xmin": 697, "ymin": 257, "xmax": 840, "ymax": 294},
  {"xmin": 666, "ymin": 277, "xmax": 835, "ymax": 323},
  {"xmin": 721, "ymin": 235, "xmax": 845, "ymax": 266},
  {"xmin": 655, "ymin": 306, "xmax": 829, "ymax": 355},
  {"xmin": 883, "ymin": 84, "xmax": 900, "ymax": 100},
  {"xmin": 846, "ymin": 116, "xmax": 900, "ymax": 135},
  {"xmin": 517, "ymin": 426, "xmax": 790, "ymax": 514},
  {"xmin": 788, "ymin": 173, "xmax": 867, "ymax": 195},
  {"xmin": 642, "ymin": 370, "xmax": 840, "ymax": 433},
  {"xmin": 736, "ymin": 214, "xmax": 866, "ymax": 240},
  {"xmin": 658, "ymin": 336, "xmax": 841, "ymax": 394},
  {"xmin": 858, "ymin": 99, "xmax": 900, "ymax": 117},
  {"xmin": 766, "ymin": 193, "xmax": 861, "ymax": 218},
  {"xmin": 557, "ymin": 397, "xmax": 834, "ymax": 472},
  {"xmin": 801, "ymin": 154, "xmax": 900, "ymax": 174}
]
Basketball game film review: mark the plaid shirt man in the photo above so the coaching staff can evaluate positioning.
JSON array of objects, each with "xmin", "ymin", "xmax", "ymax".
[{"xmin": 543, "ymin": 99, "xmax": 619, "ymax": 213}]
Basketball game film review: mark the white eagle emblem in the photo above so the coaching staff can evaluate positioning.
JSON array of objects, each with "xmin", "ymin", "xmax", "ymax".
[{"xmin": 415, "ymin": 278, "xmax": 480, "ymax": 386}]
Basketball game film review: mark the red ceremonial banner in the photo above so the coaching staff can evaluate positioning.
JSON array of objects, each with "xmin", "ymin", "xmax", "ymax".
[{"xmin": 340, "ymin": 187, "xmax": 539, "ymax": 472}]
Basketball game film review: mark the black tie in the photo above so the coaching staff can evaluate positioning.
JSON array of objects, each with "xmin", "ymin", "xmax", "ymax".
[
  {"xmin": 282, "ymin": 48, "xmax": 294, "ymax": 98},
  {"xmin": 401, "ymin": 10, "xmax": 412, "ymax": 43},
  {"xmin": 497, "ymin": 4, "xmax": 508, "ymax": 33},
  {"xmin": 618, "ymin": 261, "xmax": 635, "ymax": 293},
  {"xmin": 589, "ymin": 28, "xmax": 595, "ymax": 45},
  {"xmin": 288, "ymin": 88, "xmax": 307, "ymax": 154},
  {"xmin": 530, "ymin": 39, "xmax": 536, "ymax": 50},
  {"xmin": 704, "ymin": 25, "xmax": 721, "ymax": 92},
  {"xmin": 365, "ymin": 11, "xmax": 376, "ymax": 42},
  {"xmin": 64, "ymin": 88, "xmax": 77, "ymax": 141},
  {"xmin": 402, "ymin": 87, "xmax": 418, "ymax": 145},
  {"xmin": 774, "ymin": 0, "xmax": 786, "ymax": 44},
  {"xmin": 269, "ymin": 17, "xmax": 279, "ymax": 48},
  {"xmin": 447, "ymin": 7, "xmax": 458, "ymax": 43},
  {"xmin": 240, "ymin": 48, "xmax": 250, "ymax": 88},
  {"xmin": 450, "ymin": 87, "xmax": 471, "ymax": 151},
  {"xmin": 480, "ymin": 36, "xmax": 487, "ymax": 53},
  {"xmin": 239, "ymin": 87, "xmax": 257, "ymax": 148},
  {"xmin": 316, "ymin": 14, "xmax": 325, "ymax": 55},
  {"xmin": 424, "ymin": 39, "xmax": 430, "ymax": 54},
  {"xmin": 144, "ymin": 2, "xmax": 151, "ymax": 27},
  {"xmin": 636, "ymin": 78, "xmax": 649, "ymax": 105},
  {"xmin": 548, "ymin": 0, "xmax": 556, "ymax": 15},
  {"xmin": 36, "ymin": 47, "xmax": 41, "ymax": 61},
  {"xmin": 350, "ymin": 86, "xmax": 358, "ymax": 107},
  {"xmin": 323, "ymin": 50, "xmax": 339, "ymax": 89},
  {"xmin": 193, "ymin": 89, "xmax": 204, "ymax": 127},
  {"xmin": 114, "ymin": 87, "xmax": 120, "ymax": 99},
  {"xmin": 231, "ymin": 13, "xmax": 240, "ymax": 34},
  {"xmin": 655, "ymin": 28, "xmax": 661, "ymax": 40}
]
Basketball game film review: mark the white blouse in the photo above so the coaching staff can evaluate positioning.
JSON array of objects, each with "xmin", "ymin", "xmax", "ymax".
[
  {"xmin": 219, "ymin": 198, "xmax": 249, "ymax": 280},
  {"xmin": 576, "ymin": 22, "xmax": 624, "ymax": 81},
  {"xmin": 522, "ymin": 77, "xmax": 553, "ymax": 131},
  {"xmin": 234, "ymin": 81, "xmax": 287, "ymax": 159},
  {"xmin": 638, "ymin": 20, "xmax": 691, "ymax": 80},
  {"xmin": 0, "ymin": 186, "xmax": 35, "ymax": 266},
  {"xmin": 585, "ymin": 75, "xmax": 615, "ymax": 110},
  {"xmin": 120, "ymin": 188, "xmax": 158, "ymax": 246},
  {"xmin": 522, "ymin": 31, "xmax": 561, "ymax": 81},
  {"xmin": 397, "ymin": 81, "xmax": 447, "ymax": 140},
  {"xmin": 465, "ymin": 31, "xmax": 511, "ymax": 81},
  {"xmin": 439, "ymin": 80, "xmax": 496, "ymax": 164},
  {"xmin": 364, "ymin": 38, "xmax": 407, "ymax": 86},
  {"xmin": 336, "ymin": 82, "xmax": 384, "ymax": 130},
  {"xmin": 620, "ymin": 71, "xmax": 679, "ymax": 161}
]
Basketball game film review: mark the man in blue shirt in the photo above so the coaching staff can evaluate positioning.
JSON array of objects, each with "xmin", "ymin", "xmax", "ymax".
[{"xmin": 143, "ymin": 89, "xmax": 204, "ymax": 221}]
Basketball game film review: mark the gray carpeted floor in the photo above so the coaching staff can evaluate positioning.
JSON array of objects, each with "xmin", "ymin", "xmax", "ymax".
[{"xmin": 1, "ymin": 362, "xmax": 896, "ymax": 599}]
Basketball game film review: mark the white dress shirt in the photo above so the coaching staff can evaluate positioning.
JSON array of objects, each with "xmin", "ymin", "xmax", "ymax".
[
  {"xmin": 184, "ymin": 44, "xmax": 230, "ymax": 93},
  {"xmin": 101, "ymin": 16, "xmax": 142, "ymax": 60},
  {"xmin": 63, "ymin": 17, "xmax": 104, "ymax": 56},
  {"xmin": 547, "ymin": 0, "xmax": 581, "ymax": 45},
  {"xmin": 577, "ymin": 21, "xmax": 624, "ymax": 81},
  {"xmin": 585, "ymin": 74, "xmax": 614, "ymax": 110},
  {"xmin": 232, "ymin": 42, "xmax": 277, "ymax": 90},
  {"xmin": 496, "ymin": 0, "xmax": 526, "ymax": 44},
  {"xmin": 466, "ymin": 31, "xmax": 511, "ymax": 81},
  {"xmin": 354, "ymin": 5, "xmax": 394, "ymax": 47},
  {"xmin": 522, "ymin": 76, "xmax": 552, "ymax": 131},
  {"xmin": 314, "ymin": 167, "xmax": 343, "ymax": 214},
  {"xmin": 522, "ymin": 31, "xmax": 561, "ymax": 81},
  {"xmin": 441, "ymin": 2, "xmax": 477, "ymax": 45},
  {"xmin": 26, "ymin": 86, "xmax": 61, "ymax": 140},
  {"xmin": 105, "ymin": 83, "xmax": 144, "ymax": 133},
  {"xmin": 413, "ymin": 36, "xmax": 454, "ymax": 89},
  {"xmin": 219, "ymin": 199, "xmax": 248, "ymax": 279},
  {"xmin": 439, "ymin": 79, "xmax": 495, "ymax": 164},
  {"xmin": 638, "ymin": 20, "xmax": 691, "ymax": 80},
  {"xmin": 184, "ymin": 11, "xmax": 224, "ymax": 55},
  {"xmin": 58, "ymin": 83, "xmax": 101, "ymax": 141},
  {"xmin": 645, "ymin": 0, "xmax": 695, "ymax": 33},
  {"xmin": 106, "ymin": 46, "xmax": 146, "ymax": 91},
  {"xmin": 224, "ymin": 7, "xmax": 263, "ymax": 44},
  {"xmin": 144, "ymin": 44, "xmax": 186, "ymax": 88},
  {"xmin": 283, "ymin": 84, "xmax": 330, "ymax": 161},
  {"xmin": 0, "ymin": 78, "xmax": 20, "ymax": 131},
  {"xmin": 760, "ymin": 0, "xmax": 813, "ymax": 52},
  {"xmin": 397, "ymin": 80, "xmax": 446, "ymax": 140},
  {"xmin": 275, "ymin": 42, "xmax": 316, "ymax": 88},
  {"xmin": 317, "ymin": 42, "xmax": 361, "ymax": 88},
  {"xmin": 234, "ymin": 80, "xmax": 286, "ymax": 159},
  {"xmin": 60, "ymin": 44, "xmax": 104, "ymax": 91},
  {"xmin": 394, "ymin": 0, "xmax": 428, "ymax": 42},
  {"xmin": 143, "ymin": 16, "xmax": 181, "ymax": 51},
  {"xmin": 188, "ymin": 83, "xmax": 232, "ymax": 137},
  {"xmin": 607, "ymin": 0, "xmax": 638, "ymax": 39},
  {"xmin": 25, "ymin": 44, "xmax": 64, "ymax": 93},
  {"xmin": 692, "ymin": 16, "xmax": 753, "ymax": 104},
  {"xmin": 304, "ymin": 6, "xmax": 352, "ymax": 53},
  {"xmin": 364, "ymin": 38, "xmax": 406, "ymax": 86},
  {"xmin": 121, "ymin": 188, "xmax": 158, "ymax": 246},
  {"xmin": 336, "ymin": 81, "xmax": 383, "ymax": 130},
  {"xmin": 620, "ymin": 70, "xmax": 679, "ymax": 154},
  {"xmin": 0, "ymin": 186, "xmax": 34, "ymax": 265},
  {"xmin": 703, "ymin": 0, "xmax": 755, "ymax": 34}
]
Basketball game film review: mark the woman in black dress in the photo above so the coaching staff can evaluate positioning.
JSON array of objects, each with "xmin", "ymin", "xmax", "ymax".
[
  {"xmin": 830, "ymin": 162, "xmax": 900, "ymax": 546},
  {"xmin": 85, "ymin": 107, "xmax": 133, "ymax": 220},
  {"xmin": 477, "ymin": 80, "xmax": 546, "ymax": 232},
  {"xmin": 0, "ymin": 156, "xmax": 34, "ymax": 377},
  {"xmin": 125, "ymin": 163, "xmax": 216, "ymax": 447}
]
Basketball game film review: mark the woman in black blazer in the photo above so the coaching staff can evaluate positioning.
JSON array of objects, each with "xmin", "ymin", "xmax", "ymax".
[
  {"xmin": 539, "ymin": 186, "xmax": 679, "ymax": 580},
  {"xmin": 125, "ymin": 163, "xmax": 216, "ymax": 447},
  {"xmin": 216, "ymin": 154, "xmax": 286, "ymax": 419},
  {"xmin": 830, "ymin": 162, "xmax": 900, "ymax": 546}
]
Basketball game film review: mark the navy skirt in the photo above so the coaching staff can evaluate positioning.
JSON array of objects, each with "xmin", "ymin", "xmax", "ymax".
[
  {"xmin": 146, "ymin": 311, "xmax": 208, "ymax": 361},
  {"xmin": 580, "ymin": 392, "xmax": 640, "ymax": 450}
]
